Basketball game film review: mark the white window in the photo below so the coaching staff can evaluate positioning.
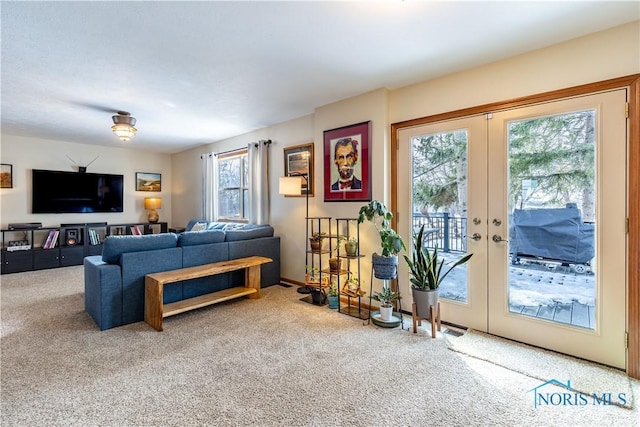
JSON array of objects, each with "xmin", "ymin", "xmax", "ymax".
[{"xmin": 217, "ymin": 149, "xmax": 248, "ymax": 220}]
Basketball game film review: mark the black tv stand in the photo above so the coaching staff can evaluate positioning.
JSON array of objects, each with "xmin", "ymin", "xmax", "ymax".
[{"xmin": 1, "ymin": 221, "xmax": 168, "ymax": 274}]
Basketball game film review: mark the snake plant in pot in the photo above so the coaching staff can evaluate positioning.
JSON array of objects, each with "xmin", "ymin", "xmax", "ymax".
[
  {"xmin": 358, "ymin": 200, "xmax": 405, "ymax": 279},
  {"xmin": 404, "ymin": 224, "xmax": 473, "ymax": 319}
]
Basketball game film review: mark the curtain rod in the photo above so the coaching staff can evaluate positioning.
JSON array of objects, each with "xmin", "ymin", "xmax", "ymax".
[
  {"xmin": 201, "ymin": 139, "xmax": 272, "ymax": 158},
  {"xmin": 253, "ymin": 139, "xmax": 272, "ymax": 148},
  {"xmin": 213, "ymin": 147, "xmax": 246, "ymax": 157}
]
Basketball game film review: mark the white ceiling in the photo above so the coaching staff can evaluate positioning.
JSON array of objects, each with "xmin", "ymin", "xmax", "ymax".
[{"xmin": 2, "ymin": 1, "xmax": 639, "ymax": 154}]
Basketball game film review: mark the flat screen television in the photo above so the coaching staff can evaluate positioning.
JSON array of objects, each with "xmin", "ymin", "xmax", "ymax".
[{"xmin": 32, "ymin": 169, "xmax": 124, "ymax": 213}]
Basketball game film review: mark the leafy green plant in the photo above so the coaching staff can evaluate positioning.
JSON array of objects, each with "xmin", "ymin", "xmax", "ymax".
[
  {"xmin": 329, "ymin": 235, "xmax": 347, "ymax": 255},
  {"xmin": 404, "ymin": 224, "xmax": 473, "ymax": 290},
  {"xmin": 327, "ymin": 280, "xmax": 339, "ymax": 297},
  {"xmin": 310, "ymin": 232, "xmax": 327, "ymax": 242},
  {"xmin": 357, "ymin": 200, "xmax": 405, "ymax": 256},
  {"xmin": 346, "ymin": 275, "xmax": 359, "ymax": 287},
  {"xmin": 343, "ymin": 235, "xmax": 358, "ymax": 256},
  {"xmin": 305, "ymin": 265, "xmax": 319, "ymax": 281},
  {"xmin": 372, "ymin": 285, "xmax": 401, "ymax": 307}
]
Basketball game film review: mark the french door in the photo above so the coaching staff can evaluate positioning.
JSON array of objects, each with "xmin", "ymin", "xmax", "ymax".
[{"xmin": 397, "ymin": 90, "xmax": 627, "ymax": 368}]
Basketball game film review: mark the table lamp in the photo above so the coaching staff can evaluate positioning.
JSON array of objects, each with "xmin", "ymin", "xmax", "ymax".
[{"xmin": 144, "ymin": 197, "xmax": 162, "ymax": 223}]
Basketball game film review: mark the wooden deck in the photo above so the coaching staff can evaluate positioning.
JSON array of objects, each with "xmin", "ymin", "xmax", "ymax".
[
  {"xmin": 509, "ymin": 300, "xmax": 595, "ymax": 329},
  {"xmin": 439, "ymin": 254, "xmax": 596, "ymax": 330}
]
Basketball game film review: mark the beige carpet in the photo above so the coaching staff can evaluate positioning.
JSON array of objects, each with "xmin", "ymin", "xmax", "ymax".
[
  {"xmin": 1, "ymin": 266, "xmax": 639, "ymax": 426},
  {"xmin": 447, "ymin": 329, "xmax": 633, "ymax": 409}
]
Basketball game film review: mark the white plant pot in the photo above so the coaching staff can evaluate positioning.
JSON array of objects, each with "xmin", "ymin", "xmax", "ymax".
[{"xmin": 380, "ymin": 304, "xmax": 393, "ymax": 321}]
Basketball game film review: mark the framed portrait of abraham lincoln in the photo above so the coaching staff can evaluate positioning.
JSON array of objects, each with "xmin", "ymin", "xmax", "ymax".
[{"xmin": 323, "ymin": 121, "xmax": 371, "ymax": 202}]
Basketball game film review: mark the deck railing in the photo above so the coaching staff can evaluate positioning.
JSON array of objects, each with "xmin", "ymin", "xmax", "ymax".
[{"xmin": 412, "ymin": 212, "xmax": 467, "ymax": 253}]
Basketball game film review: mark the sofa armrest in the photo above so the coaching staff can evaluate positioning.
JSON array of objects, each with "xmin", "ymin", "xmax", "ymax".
[{"xmin": 84, "ymin": 256, "xmax": 123, "ymax": 330}]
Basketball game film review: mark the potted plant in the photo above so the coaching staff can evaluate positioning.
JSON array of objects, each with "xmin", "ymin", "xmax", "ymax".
[
  {"xmin": 358, "ymin": 200, "xmax": 406, "ymax": 279},
  {"xmin": 404, "ymin": 224, "xmax": 473, "ymax": 319},
  {"xmin": 372, "ymin": 285, "xmax": 401, "ymax": 321},
  {"xmin": 327, "ymin": 280, "xmax": 339, "ymax": 309},
  {"xmin": 328, "ymin": 235, "xmax": 346, "ymax": 273},
  {"xmin": 341, "ymin": 275, "xmax": 361, "ymax": 298},
  {"xmin": 344, "ymin": 236, "xmax": 358, "ymax": 257},
  {"xmin": 305, "ymin": 265, "xmax": 320, "ymax": 284},
  {"xmin": 309, "ymin": 232, "xmax": 326, "ymax": 252}
]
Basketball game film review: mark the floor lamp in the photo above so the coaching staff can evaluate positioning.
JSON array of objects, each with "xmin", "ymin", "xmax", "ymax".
[{"xmin": 279, "ymin": 173, "xmax": 311, "ymax": 294}]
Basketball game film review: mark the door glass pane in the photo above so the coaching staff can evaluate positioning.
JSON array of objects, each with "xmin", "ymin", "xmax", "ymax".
[
  {"xmin": 507, "ymin": 110, "xmax": 596, "ymax": 329},
  {"xmin": 411, "ymin": 129, "xmax": 470, "ymax": 302}
]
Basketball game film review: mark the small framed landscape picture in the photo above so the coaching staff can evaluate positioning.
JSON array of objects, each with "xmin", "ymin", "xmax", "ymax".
[
  {"xmin": 136, "ymin": 172, "xmax": 161, "ymax": 192},
  {"xmin": 1, "ymin": 164, "xmax": 13, "ymax": 188},
  {"xmin": 283, "ymin": 143, "xmax": 314, "ymax": 197}
]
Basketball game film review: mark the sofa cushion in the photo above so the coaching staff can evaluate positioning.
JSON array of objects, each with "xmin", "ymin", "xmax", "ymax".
[
  {"xmin": 102, "ymin": 233, "xmax": 178, "ymax": 263},
  {"xmin": 224, "ymin": 225, "xmax": 275, "ymax": 242},
  {"xmin": 177, "ymin": 230, "xmax": 226, "ymax": 246},
  {"xmin": 206, "ymin": 222, "xmax": 227, "ymax": 230}
]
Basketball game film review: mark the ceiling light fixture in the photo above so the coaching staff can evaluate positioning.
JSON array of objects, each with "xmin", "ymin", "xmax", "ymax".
[{"xmin": 111, "ymin": 111, "xmax": 137, "ymax": 142}]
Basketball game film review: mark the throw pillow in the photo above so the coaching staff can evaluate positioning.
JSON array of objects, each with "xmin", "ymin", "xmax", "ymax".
[
  {"xmin": 190, "ymin": 222, "xmax": 207, "ymax": 231},
  {"xmin": 222, "ymin": 223, "xmax": 245, "ymax": 231}
]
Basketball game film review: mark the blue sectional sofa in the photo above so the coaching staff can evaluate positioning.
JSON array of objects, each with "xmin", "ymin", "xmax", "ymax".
[{"xmin": 84, "ymin": 223, "xmax": 280, "ymax": 330}]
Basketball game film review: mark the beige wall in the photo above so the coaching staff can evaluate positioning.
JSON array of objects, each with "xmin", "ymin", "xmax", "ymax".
[
  {"xmin": 1, "ymin": 21, "xmax": 638, "ymax": 289},
  {"xmin": 0, "ymin": 135, "xmax": 172, "ymax": 227},
  {"xmin": 390, "ymin": 21, "xmax": 640, "ymax": 123},
  {"xmin": 171, "ymin": 114, "xmax": 316, "ymax": 230}
]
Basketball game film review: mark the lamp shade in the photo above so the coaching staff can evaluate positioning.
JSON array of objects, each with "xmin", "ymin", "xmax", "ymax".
[
  {"xmin": 279, "ymin": 176, "xmax": 302, "ymax": 196},
  {"xmin": 144, "ymin": 197, "xmax": 162, "ymax": 210},
  {"xmin": 112, "ymin": 123, "xmax": 137, "ymax": 141},
  {"xmin": 112, "ymin": 112, "xmax": 137, "ymax": 142}
]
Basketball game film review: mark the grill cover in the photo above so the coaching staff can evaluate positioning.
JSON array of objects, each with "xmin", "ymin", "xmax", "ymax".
[{"xmin": 509, "ymin": 207, "xmax": 594, "ymax": 264}]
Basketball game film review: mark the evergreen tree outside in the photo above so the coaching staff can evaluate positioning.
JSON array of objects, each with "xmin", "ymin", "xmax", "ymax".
[
  {"xmin": 411, "ymin": 109, "xmax": 595, "ymax": 223},
  {"xmin": 508, "ymin": 110, "xmax": 595, "ymax": 221}
]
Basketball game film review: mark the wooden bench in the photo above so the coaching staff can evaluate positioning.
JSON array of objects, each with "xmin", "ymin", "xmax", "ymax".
[{"xmin": 144, "ymin": 255, "xmax": 272, "ymax": 331}]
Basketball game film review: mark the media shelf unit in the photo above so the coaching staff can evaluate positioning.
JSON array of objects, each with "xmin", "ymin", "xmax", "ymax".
[{"xmin": 1, "ymin": 222, "xmax": 167, "ymax": 274}]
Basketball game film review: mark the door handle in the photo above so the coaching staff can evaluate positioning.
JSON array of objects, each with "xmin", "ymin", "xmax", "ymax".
[
  {"xmin": 492, "ymin": 235, "xmax": 508, "ymax": 243},
  {"xmin": 468, "ymin": 233, "xmax": 482, "ymax": 241}
]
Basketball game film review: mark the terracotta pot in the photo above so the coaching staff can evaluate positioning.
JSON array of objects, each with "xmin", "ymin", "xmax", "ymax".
[
  {"xmin": 309, "ymin": 239, "xmax": 322, "ymax": 251},
  {"xmin": 329, "ymin": 257, "xmax": 342, "ymax": 273}
]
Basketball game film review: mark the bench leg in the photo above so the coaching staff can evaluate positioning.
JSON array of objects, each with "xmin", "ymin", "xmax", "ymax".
[
  {"xmin": 245, "ymin": 265, "xmax": 261, "ymax": 299},
  {"xmin": 145, "ymin": 277, "xmax": 164, "ymax": 331}
]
